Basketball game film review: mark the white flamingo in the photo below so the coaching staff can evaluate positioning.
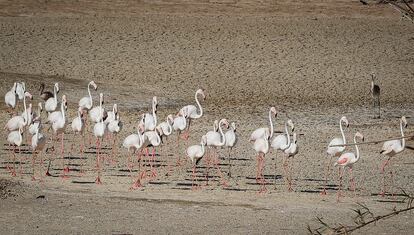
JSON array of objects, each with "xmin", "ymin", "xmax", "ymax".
[
  {"xmin": 79, "ymin": 81, "xmax": 98, "ymax": 111},
  {"xmin": 46, "ymin": 95, "xmax": 67, "ymax": 177},
  {"xmin": 253, "ymin": 130, "xmax": 270, "ymax": 193},
  {"xmin": 172, "ymin": 109, "xmax": 188, "ymax": 165},
  {"xmin": 250, "ymin": 107, "xmax": 278, "ymax": 141},
  {"xmin": 29, "ymin": 103, "xmax": 43, "ymax": 136},
  {"xmin": 186, "ymin": 135, "xmax": 208, "ymax": 190},
  {"xmin": 16, "ymin": 82, "xmax": 25, "ymax": 100},
  {"xmin": 179, "ymin": 89, "xmax": 205, "ymax": 139},
  {"xmin": 334, "ymin": 132, "xmax": 364, "ymax": 202},
  {"xmin": 45, "ymin": 83, "xmax": 60, "ymax": 113},
  {"xmin": 89, "ymin": 93, "xmax": 105, "ymax": 123},
  {"xmin": 104, "ymin": 103, "xmax": 118, "ymax": 124},
  {"xmin": 123, "ymin": 124, "xmax": 146, "ymax": 189},
  {"xmin": 93, "ymin": 101, "xmax": 107, "ymax": 185},
  {"xmin": 283, "ymin": 132, "xmax": 299, "ymax": 191},
  {"xmin": 6, "ymin": 127, "xmax": 24, "ymax": 176},
  {"xmin": 140, "ymin": 96, "xmax": 158, "ymax": 131},
  {"xmin": 4, "ymin": 91, "xmax": 32, "ymax": 132},
  {"xmin": 224, "ymin": 121, "xmax": 237, "ymax": 177},
  {"xmin": 4, "ymin": 82, "xmax": 17, "ymax": 114},
  {"xmin": 108, "ymin": 113, "xmax": 123, "ymax": 164},
  {"xmin": 157, "ymin": 114, "xmax": 174, "ymax": 142},
  {"xmin": 322, "ymin": 116, "xmax": 349, "ymax": 195},
  {"xmin": 31, "ymin": 124, "xmax": 47, "ymax": 181},
  {"xmin": 271, "ymin": 119, "xmax": 294, "ymax": 187},
  {"xmin": 379, "ymin": 116, "xmax": 407, "ymax": 196},
  {"xmin": 205, "ymin": 118, "xmax": 229, "ymax": 186},
  {"xmin": 142, "ymin": 126, "xmax": 163, "ymax": 178},
  {"xmin": 71, "ymin": 107, "xmax": 86, "ymax": 174}
]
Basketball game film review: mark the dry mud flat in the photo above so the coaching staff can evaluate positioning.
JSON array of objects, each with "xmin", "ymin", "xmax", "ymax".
[{"xmin": 1, "ymin": 0, "xmax": 414, "ymax": 234}]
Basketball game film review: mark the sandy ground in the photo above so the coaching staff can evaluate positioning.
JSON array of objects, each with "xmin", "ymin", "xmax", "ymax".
[{"xmin": 1, "ymin": 0, "xmax": 414, "ymax": 234}]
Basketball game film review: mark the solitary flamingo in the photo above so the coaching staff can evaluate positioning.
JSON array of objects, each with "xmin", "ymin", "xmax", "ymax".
[
  {"xmin": 334, "ymin": 132, "xmax": 364, "ymax": 202},
  {"xmin": 93, "ymin": 94, "xmax": 107, "ymax": 184},
  {"xmin": 179, "ymin": 89, "xmax": 205, "ymax": 139},
  {"xmin": 31, "ymin": 124, "xmax": 47, "ymax": 181},
  {"xmin": 250, "ymin": 107, "xmax": 278, "ymax": 141},
  {"xmin": 322, "ymin": 116, "xmax": 349, "ymax": 195},
  {"xmin": 6, "ymin": 127, "xmax": 24, "ymax": 176},
  {"xmin": 205, "ymin": 118, "xmax": 229, "ymax": 186},
  {"xmin": 283, "ymin": 132, "xmax": 299, "ymax": 191},
  {"xmin": 123, "ymin": 124, "xmax": 145, "ymax": 189},
  {"xmin": 379, "ymin": 116, "xmax": 407, "ymax": 197},
  {"xmin": 45, "ymin": 83, "xmax": 60, "ymax": 113},
  {"xmin": 271, "ymin": 119, "xmax": 294, "ymax": 188},
  {"xmin": 186, "ymin": 135, "xmax": 208, "ymax": 190},
  {"xmin": 224, "ymin": 122, "xmax": 237, "ymax": 177},
  {"xmin": 253, "ymin": 130, "xmax": 270, "ymax": 193}
]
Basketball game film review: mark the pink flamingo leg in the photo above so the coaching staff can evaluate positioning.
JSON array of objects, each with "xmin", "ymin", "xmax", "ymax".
[
  {"xmin": 61, "ymin": 133, "xmax": 69, "ymax": 179},
  {"xmin": 95, "ymin": 138, "xmax": 102, "ymax": 184},
  {"xmin": 11, "ymin": 145, "xmax": 17, "ymax": 177},
  {"xmin": 151, "ymin": 147, "xmax": 157, "ymax": 178},
  {"xmin": 337, "ymin": 167, "xmax": 343, "ymax": 202},
  {"xmin": 380, "ymin": 157, "xmax": 391, "ymax": 197},
  {"xmin": 321, "ymin": 155, "xmax": 333, "ymax": 195}
]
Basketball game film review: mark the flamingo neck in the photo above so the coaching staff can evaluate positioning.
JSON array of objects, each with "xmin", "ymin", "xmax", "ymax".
[
  {"xmin": 40, "ymin": 85, "xmax": 44, "ymax": 95},
  {"xmin": 218, "ymin": 120, "xmax": 226, "ymax": 146},
  {"xmin": 99, "ymin": 97, "xmax": 103, "ymax": 123},
  {"xmin": 88, "ymin": 83, "xmax": 93, "ymax": 107},
  {"xmin": 23, "ymin": 93, "xmax": 27, "ymax": 125},
  {"xmin": 53, "ymin": 85, "xmax": 57, "ymax": 103},
  {"xmin": 285, "ymin": 122, "xmax": 291, "ymax": 148},
  {"xmin": 354, "ymin": 135, "xmax": 360, "ymax": 162},
  {"xmin": 269, "ymin": 110, "xmax": 274, "ymax": 138},
  {"xmin": 400, "ymin": 119, "xmax": 405, "ymax": 149},
  {"xmin": 339, "ymin": 119, "xmax": 346, "ymax": 145},
  {"xmin": 166, "ymin": 117, "xmax": 173, "ymax": 135},
  {"xmin": 61, "ymin": 100, "xmax": 66, "ymax": 121},
  {"xmin": 194, "ymin": 92, "xmax": 203, "ymax": 118},
  {"xmin": 152, "ymin": 102, "xmax": 157, "ymax": 126},
  {"xmin": 201, "ymin": 141, "xmax": 205, "ymax": 155}
]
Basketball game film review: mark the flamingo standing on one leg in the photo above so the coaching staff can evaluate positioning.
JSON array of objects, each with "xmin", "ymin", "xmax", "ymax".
[
  {"xmin": 71, "ymin": 107, "xmax": 86, "ymax": 174},
  {"xmin": 334, "ymin": 132, "xmax": 364, "ymax": 202},
  {"xmin": 379, "ymin": 116, "xmax": 407, "ymax": 197},
  {"xmin": 253, "ymin": 130, "xmax": 270, "ymax": 193},
  {"xmin": 322, "ymin": 116, "xmax": 349, "ymax": 195},
  {"xmin": 250, "ymin": 107, "xmax": 278, "ymax": 142},
  {"xmin": 47, "ymin": 95, "xmax": 68, "ymax": 177},
  {"xmin": 205, "ymin": 118, "xmax": 229, "ymax": 187},
  {"xmin": 186, "ymin": 135, "xmax": 208, "ymax": 190},
  {"xmin": 31, "ymin": 123, "xmax": 47, "ymax": 181},
  {"xmin": 6, "ymin": 127, "xmax": 24, "ymax": 176},
  {"xmin": 179, "ymin": 89, "xmax": 206, "ymax": 139},
  {"xmin": 271, "ymin": 119, "xmax": 294, "ymax": 188},
  {"xmin": 224, "ymin": 122, "xmax": 237, "ymax": 178},
  {"xmin": 283, "ymin": 132, "xmax": 299, "ymax": 191},
  {"xmin": 123, "ymin": 124, "xmax": 145, "ymax": 189},
  {"xmin": 93, "ymin": 94, "xmax": 107, "ymax": 184}
]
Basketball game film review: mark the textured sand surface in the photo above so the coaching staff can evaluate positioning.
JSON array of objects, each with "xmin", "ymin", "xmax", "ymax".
[{"xmin": 0, "ymin": 0, "xmax": 414, "ymax": 234}]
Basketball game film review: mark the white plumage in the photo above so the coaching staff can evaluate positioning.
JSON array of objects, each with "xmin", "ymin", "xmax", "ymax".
[{"xmin": 250, "ymin": 107, "xmax": 277, "ymax": 141}]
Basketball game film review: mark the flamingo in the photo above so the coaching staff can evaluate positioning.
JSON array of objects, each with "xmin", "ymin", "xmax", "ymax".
[
  {"xmin": 89, "ymin": 93, "xmax": 106, "ymax": 123},
  {"xmin": 123, "ymin": 124, "xmax": 146, "ymax": 189},
  {"xmin": 172, "ymin": 109, "xmax": 188, "ymax": 165},
  {"xmin": 4, "ymin": 82, "xmax": 17, "ymax": 114},
  {"xmin": 370, "ymin": 73, "xmax": 381, "ymax": 119},
  {"xmin": 46, "ymin": 95, "xmax": 67, "ymax": 177},
  {"xmin": 283, "ymin": 132, "xmax": 299, "ymax": 191},
  {"xmin": 4, "ymin": 91, "xmax": 32, "ymax": 132},
  {"xmin": 140, "ymin": 96, "xmax": 158, "ymax": 131},
  {"xmin": 142, "ymin": 126, "xmax": 163, "ymax": 178},
  {"xmin": 71, "ymin": 107, "xmax": 86, "ymax": 174},
  {"xmin": 186, "ymin": 135, "xmax": 208, "ymax": 190},
  {"xmin": 205, "ymin": 118, "xmax": 229, "ymax": 187},
  {"xmin": 379, "ymin": 116, "xmax": 407, "ymax": 197},
  {"xmin": 179, "ymin": 89, "xmax": 205, "ymax": 139},
  {"xmin": 16, "ymin": 82, "xmax": 25, "ymax": 100},
  {"xmin": 334, "ymin": 132, "xmax": 364, "ymax": 202},
  {"xmin": 253, "ymin": 130, "xmax": 270, "ymax": 193},
  {"xmin": 271, "ymin": 119, "xmax": 294, "ymax": 188},
  {"xmin": 6, "ymin": 127, "xmax": 24, "ymax": 176},
  {"xmin": 93, "ymin": 96, "xmax": 107, "ymax": 184},
  {"xmin": 250, "ymin": 107, "xmax": 278, "ymax": 142},
  {"xmin": 157, "ymin": 114, "xmax": 174, "ymax": 174},
  {"xmin": 107, "ymin": 113, "xmax": 123, "ymax": 164},
  {"xmin": 39, "ymin": 83, "xmax": 56, "ymax": 101},
  {"xmin": 31, "ymin": 123, "xmax": 47, "ymax": 181},
  {"xmin": 322, "ymin": 116, "xmax": 349, "ymax": 195},
  {"xmin": 104, "ymin": 103, "xmax": 118, "ymax": 124},
  {"xmin": 45, "ymin": 83, "xmax": 60, "ymax": 113},
  {"xmin": 29, "ymin": 103, "xmax": 43, "ymax": 136},
  {"xmin": 79, "ymin": 81, "xmax": 98, "ymax": 111},
  {"xmin": 224, "ymin": 121, "xmax": 237, "ymax": 178}
]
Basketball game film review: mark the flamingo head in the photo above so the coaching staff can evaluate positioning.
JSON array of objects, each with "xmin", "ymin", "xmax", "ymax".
[
  {"xmin": 152, "ymin": 96, "xmax": 158, "ymax": 111},
  {"xmin": 99, "ymin": 93, "xmax": 104, "ymax": 105},
  {"xmin": 201, "ymin": 135, "xmax": 207, "ymax": 146},
  {"xmin": 371, "ymin": 72, "xmax": 376, "ymax": 80},
  {"xmin": 39, "ymin": 83, "xmax": 45, "ymax": 91},
  {"xmin": 25, "ymin": 91, "xmax": 33, "ymax": 100},
  {"xmin": 90, "ymin": 81, "xmax": 98, "ymax": 90},
  {"xmin": 54, "ymin": 83, "xmax": 60, "ymax": 93},
  {"xmin": 196, "ymin": 88, "xmax": 206, "ymax": 101},
  {"xmin": 213, "ymin": 120, "xmax": 219, "ymax": 131},
  {"xmin": 292, "ymin": 132, "xmax": 297, "ymax": 144},
  {"xmin": 221, "ymin": 119, "xmax": 229, "ymax": 129},
  {"xmin": 137, "ymin": 123, "xmax": 145, "ymax": 134},
  {"xmin": 287, "ymin": 119, "xmax": 294, "ymax": 132},
  {"xmin": 402, "ymin": 116, "xmax": 408, "ymax": 128},
  {"xmin": 167, "ymin": 114, "xmax": 174, "ymax": 123},
  {"xmin": 340, "ymin": 116, "xmax": 349, "ymax": 128},
  {"xmin": 62, "ymin": 95, "xmax": 68, "ymax": 110},
  {"xmin": 156, "ymin": 126, "xmax": 163, "ymax": 136},
  {"xmin": 270, "ymin": 107, "xmax": 277, "ymax": 117},
  {"xmin": 355, "ymin": 132, "xmax": 364, "ymax": 142},
  {"xmin": 77, "ymin": 106, "xmax": 84, "ymax": 117},
  {"xmin": 38, "ymin": 102, "xmax": 43, "ymax": 113},
  {"xmin": 230, "ymin": 122, "xmax": 237, "ymax": 131}
]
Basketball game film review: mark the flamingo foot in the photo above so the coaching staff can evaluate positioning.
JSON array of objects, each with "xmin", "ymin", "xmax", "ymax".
[
  {"xmin": 61, "ymin": 167, "xmax": 70, "ymax": 179},
  {"xmin": 95, "ymin": 176, "xmax": 102, "ymax": 185},
  {"xmin": 31, "ymin": 176, "xmax": 37, "ymax": 181},
  {"xmin": 130, "ymin": 179, "xmax": 143, "ymax": 190},
  {"xmin": 151, "ymin": 169, "xmax": 157, "ymax": 179},
  {"xmin": 10, "ymin": 170, "xmax": 17, "ymax": 177},
  {"xmin": 320, "ymin": 188, "xmax": 327, "ymax": 196},
  {"xmin": 180, "ymin": 132, "xmax": 189, "ymax": 140},
  {"xmin": 45, "ymin": 170, "xmax": 51, "ymax": 176}
]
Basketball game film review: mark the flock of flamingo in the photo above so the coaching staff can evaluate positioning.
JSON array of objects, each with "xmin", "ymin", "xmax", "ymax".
[{"xmin": 3, "ymin": 80, "xmax": 409, "ymax": 201}]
